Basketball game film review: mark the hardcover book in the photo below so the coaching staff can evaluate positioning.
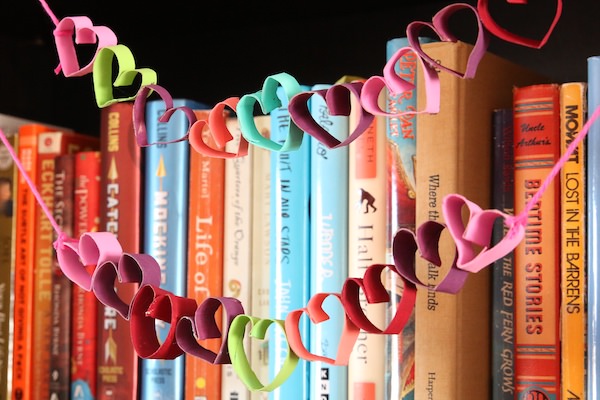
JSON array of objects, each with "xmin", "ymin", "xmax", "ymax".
[{"xmin": 413, "ymin": 41, "xmax": 547, "ymax": 400}]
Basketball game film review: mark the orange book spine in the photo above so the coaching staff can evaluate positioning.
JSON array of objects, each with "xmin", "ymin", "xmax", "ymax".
[
  {"xmin": 185, "ymin": 110, "xmax": 226, "ymax": 400},
  {"xmin": 559, "ymin": 82, "xmax": 587, "ymax": 400},
  {"xmin": 513, "ymin": 83, "xmax": 561, "ymax": 399}
]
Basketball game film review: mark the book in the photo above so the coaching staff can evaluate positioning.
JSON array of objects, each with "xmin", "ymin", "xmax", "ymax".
[
  {"xmin": 97, "ymin": 101, "xmax": 143, "ymax": 400},
  {"xmin": 559, "ymin": 81, "xmax": 587, "ymax": 400},
  {"xmin": 221, "ymin": 116, "xmax": 254, "ymax": 400},
  {"xmin": 250, "ymin": 114, "xmax": 271, "ymax": 400},
  {"xmin": 308, "ymin": 83, "xmax": 349, "ymax": 400},
  {"xmin": 413, "ymin": 41, "xmax": 547, "ymax": 400},
  {"xmin": 32, "ymin": 129, "xmax": 98, "ymax": 400},
  {"xmin": 185, "ymin": 109, "xmax": 226, "ymax": 400},
  {"xmin": 71, "ymin": 150, "xmax": 101, "ymax": 399},
  {"xmin": 50, "ymin": 153, "xmax": 76, "ymax": 400},
  {"xmin": 490, "ymin": 108, "xmax": 516, "ymax": 400},
  {"xmin": 513, "ymin": 83, "xmax": 561, "ymax": 399},
  {"xmin": 269, "ymin": 85, "xmax": 311, "ymax": 400},
  {"xmin": 141, "ymin": 97, "xmax": 205, "ymax": 399},
  {"xmin": 347, "ymin": 85, "xmax": 387, "ymax": 400}
]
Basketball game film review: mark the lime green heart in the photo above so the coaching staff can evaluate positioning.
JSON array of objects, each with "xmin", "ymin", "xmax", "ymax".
[{"xmin": 93, "ymin": 44, "xmax": 158, "ymax": 108}]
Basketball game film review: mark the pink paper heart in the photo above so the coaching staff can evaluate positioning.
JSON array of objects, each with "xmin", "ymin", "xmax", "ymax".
[
  {"xmin": 54, "ymin": 231, "xmax": 123, "ymax": 291},
  {"xmin": 406, "ymin": 3, "xmax": 490, "ymax": 79},
  {"xmin": 53, "ymin": 16, "xmax": 118, "ymax": 77},
  {"xmin": 91, "ymin": 252, "xmax": 161, "ymax": 319},
  {"xmin": 442, "ymin": 194, "xmax": 525, "ymax": 273}
]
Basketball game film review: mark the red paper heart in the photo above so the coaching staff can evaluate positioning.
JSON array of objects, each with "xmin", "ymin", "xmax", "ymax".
[{"xmin": 478, "ymin": 0, "xmax": 563, "ymax": 49}]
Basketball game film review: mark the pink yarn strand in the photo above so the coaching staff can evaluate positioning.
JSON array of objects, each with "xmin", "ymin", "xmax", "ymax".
[{"xmin": 38, "ymin": 0, "xmax": 59, "ymax": 26}]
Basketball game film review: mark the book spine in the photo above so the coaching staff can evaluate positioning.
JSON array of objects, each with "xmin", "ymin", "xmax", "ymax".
[
  {"xmin": 97, "ymin": 102, "xmax": 142, "ymax": 400},
  {"xmin": 491, "ymin": 108, "xmax": 515, "ymax": 400},
  {"xmin": 513, "ymin": 83, "xmax": 561, "ymax": 398},
  {"xmin": 71, "ymin": 151, "xmax": 101, "ymax": 399},
  {"xmin": 49, "ymin": 153, "xmax": 76, "ymax": 400},
  {"xmin": 221, "ymin": 117, "xmax": 253, "ymax": 400},
  {"xmin": 588, "ymin": 55, "xmax": 600, "ymax": 400},
  {"xmin": 250, "ymin": 115, "xmax": 271, "ymax": 400},
  {"xmin": 559, "ymin": 81, "xmax": 587, "ymax": 400},
  {"xmin": 185, "ymin": 109, "xmax": 225, "ymax": 400},
  {"xmin": 141, "ymin": 98, "xmax": 202, "ymax": 399},
  {"xmin": 347, "ymin": 96, "xmax": 387, "ymax": 400},
  {"xmin": 308, "ymin": 84, "xmax": 349, "ymax": 400},
  {"xmin": 268, "ymin": 85, "xmax": 311, "ymax": 400},
  {"xmin": 0, "ymin": 134, "xmax": 17, "ymax": 399}
]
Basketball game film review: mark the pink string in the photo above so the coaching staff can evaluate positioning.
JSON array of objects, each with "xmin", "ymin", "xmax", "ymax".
[
  {"xmin": 508, "ymin": 103, "xmax": 600, "ymax": 227},
  {"xmin": 0, "ymin": 129, "xmax": 65, "ymax": 238},
  {"xmin": 38, "ymin": 0, "xmax": 59, "ymax": 26}
]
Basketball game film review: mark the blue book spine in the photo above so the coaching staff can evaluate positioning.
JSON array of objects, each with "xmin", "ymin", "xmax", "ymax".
[
  {"xmin": 141, "ymin": 98, "xmax": 205, "ymax": 400},
  {"xmin": 308, "ymin": 84, "xmax": 349, "ymax": 400},
  {"xmin": 587, "ymin": 56, "xmax": 600, "ymax": 399},
  {"xmin": 269, "ymin": 85, "xmax": 311, "ymax": 400}
]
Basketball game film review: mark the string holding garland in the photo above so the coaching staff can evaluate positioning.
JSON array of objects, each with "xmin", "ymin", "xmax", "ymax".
[{"xmin": 0, "ymin": 0, "xmax": 579, "ymax": 392}]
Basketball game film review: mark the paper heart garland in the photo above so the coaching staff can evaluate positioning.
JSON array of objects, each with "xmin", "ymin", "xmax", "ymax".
[
  {"xmin": 92, "ymin": 44, "xmax": 158, "ymax": 108},
  {"xmin": 237, "ymin": 73, "xmax": 305, "ymax": 152},
  {"xmin": 53, "ymin": 16, "xmax": 118, "ymax": 77},
  {"xmin": 477, "ymin": 0, "xmax": 563, "ymax": 49},
  {"xmin": 406, "ymin": 2, "xmax": 490, "ymax": 79},
  {"xmin": 287, "ymin": 81, "xmax": 374, "ymax": 149}
]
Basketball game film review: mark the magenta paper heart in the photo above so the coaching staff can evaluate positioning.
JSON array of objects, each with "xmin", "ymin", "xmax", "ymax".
[
  {"xmin": 406, "ymin": 3, "xmax": 490, "ymax": 79},
  {"xmin": 443, "ymin": 193, "xmax": 525, "ymax": 273},
  {"xmin": 91, "ymin": 252, "xmax": 161, "ymax": 319},
  {"xmin": 285, "ymin": 292, "xmax": 360, "ymax": 366},
  {"xmin": 53, "ymin": 16, "xmax": 118, "ymax": 77},
  {"xmin": 392, "ymin": 221, "xmax": 470, "ymax": 294},
  {"xmin": 341, "ymin": 264, "xmax": 417, "ymax": 333},
  {"xmin": 361, "ymin": 46, "xmax": 440, "ymax": 116},
  {"xmin": 133, "ymin": 84, "xmax": 199, "ymax": 146},
  {"xmin": 54, "ymin": 231, "xmax": 123, "ymax": 291},
  {"xmin": 288, "ymin": 81, "xmax": 374, "ymax": 149},
  {"xmin": 174, "ymin": 296, "xmax": 244, "ymax": 364},
  {"xmin": 478, "ymin": 0, "xmax": 563, "ymax": 49}
]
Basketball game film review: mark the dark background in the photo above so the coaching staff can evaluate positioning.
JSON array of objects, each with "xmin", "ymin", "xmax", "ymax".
[{"xmin": 1, "ymin": 0, "xmax": 598, "ymax": 135}]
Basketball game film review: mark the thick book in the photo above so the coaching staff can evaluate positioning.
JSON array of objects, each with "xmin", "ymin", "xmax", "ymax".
[
  {"xmin": 513, "ymin": 83, "xmax": 561, "ymax": 399},
  {"xmin": 221, "ymin": 117, "xmax": 253, "ymax": 400},
  {"xmin": 249, "ymin": 114, "xmax": 271, "ymax": 400},
  {"xmin": 559, "ymin": 81, "xmax": 587, "ymax": 400},
  {"xmin": 490, "ymin": 108, "xmax": 516, "ymax": 400},
  {"xmin": 347, "ymin": 87, "xmax": 387, "ymax": 400},
  {"xmin": 185, "ymin": 109, "xmax": 226, "ymax": 400},
  {"xmin": 308, "ymin": 83, "xmax": 349, "ymax": 400},
  {"xmin": 97, "ymin": 101, "xmax": 143, "ymax": 400},
  {"xmin": 141, "ymin": 98, "xmax": 206, "ymax": 400},
  {"xmin": 71, "ymin": 151, "xmax": 101, "ymax": 399},
  {"xmin": 50, "ymin": 153, "xmax": 76, "ymax": 400},
  {"xmin": 269, "ymin": 85, "xmax": 311, "ymax": 400},
  {"xmin": 413, "ymin": 41, "xmax": 547, "ymax": 400}
]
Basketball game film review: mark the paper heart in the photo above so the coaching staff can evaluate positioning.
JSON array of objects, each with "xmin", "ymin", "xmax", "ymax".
[
  {"xmin": 54, "ymin": 231, "xmax": 123, "ymax": 291},
  {"xmin": 53, "ymin": 16, "xmax": 118, "ymax": 77},
  {"xmin": 129, "ymin": 284, "xmax": 198, "ymax": 359},
  {"xmin": 392, "ymin": 222, "xmax": 469, "ymax": 294},
  {"xmin": 341, "ymin": 264, "xmax": 417, "ymax": 333},
  {"xmin": 287, "ymin": 81, "xmax": 374, "ymax": 149},
  {"xmin": 227, "ymin": 315, "xmax": 299, "ymax": 392},
  {"xmin": 174, "ymin": 296, "xmax": 244, "ymax": 364},
  {"xmin": 188, "ymin": 97, "xmax": 249, "ymax": 158},
  {"xmin": 91, "ymin": 252, "xmax": 161, "ymax": 319},
  {"xmin": 92, "ymin": 44, "xmax": 158, "ymax": 108},
  {"xmin": 477, "ymin": 0, "xmax": 563, "ymax": 49},
  {"xmin": 237, "ymin": 72, "xmax": 305, "ymax": 152},
  {"xmin": 284, "ymin": 292, "xmax": 360, "ymax": 366},
  {"xmin": 361, "ymin": 45, "xmax": 440, "ymax": 116},
  {"xmin": 132, "ymin": 84, "xmax": 198, "ymax": 146},
  {"xmin": 406, "ymin": 3, "xmax": 490, "ymax": 79},
  {"xmin": 443, "ymin": 193, "xmax": 525, "ymax": 273}
]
